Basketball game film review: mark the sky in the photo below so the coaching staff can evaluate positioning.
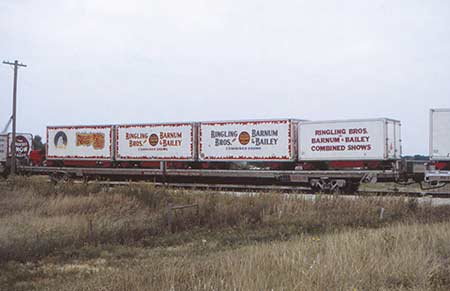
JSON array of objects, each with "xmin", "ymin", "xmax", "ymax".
[{"xmin": 0, "ymin": 0, "xmax": 449, "ymax": 155}]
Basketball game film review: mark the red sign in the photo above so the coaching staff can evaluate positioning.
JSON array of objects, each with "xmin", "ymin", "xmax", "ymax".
[{"xmin": 14, "ymin": 135, "xmax": 30, "ymax": 158}]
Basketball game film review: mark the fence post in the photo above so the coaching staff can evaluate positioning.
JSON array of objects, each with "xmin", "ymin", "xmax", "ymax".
[
  {"xmin": 167, "ymin": 203, "xmax": 200, "ymax": 232},
  {"xmin": 196, "ymin": 204, "xmax": 200, "ymax": 225},
  {"xmin": 87, "ymin": 218, "xmax": 93, "ymax": 242},
  {"xmin": 167, "ymin": 203, "xmax": 173, "ymax": 233},
  {"xmin": 160, "ymin": 161, "xmax": 167, "ymax": 186},
  {"xmin": 379, "ymin": 207, "xmax": 385, "ymax": 220}
]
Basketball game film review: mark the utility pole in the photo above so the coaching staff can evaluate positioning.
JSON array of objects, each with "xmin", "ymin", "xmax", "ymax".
[{"xmin": 2, "ymin": 60, "xmax": 27, "ymax": 176}]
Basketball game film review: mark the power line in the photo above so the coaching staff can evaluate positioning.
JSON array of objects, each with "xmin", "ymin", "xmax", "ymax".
[{"xmin": 1, "ymin": 116, "xmax": 13, "ymax": 134}]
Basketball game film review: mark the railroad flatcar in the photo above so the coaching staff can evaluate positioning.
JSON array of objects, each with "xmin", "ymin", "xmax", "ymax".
[{"xmin": 2, "ymin": 110, "xmax": 450, "ymax": 193}]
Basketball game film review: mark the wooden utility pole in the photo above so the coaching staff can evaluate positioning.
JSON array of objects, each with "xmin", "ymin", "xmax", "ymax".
[{"xmin": 2, "ymin": 60, "xmax": 27, "ymax": 176}]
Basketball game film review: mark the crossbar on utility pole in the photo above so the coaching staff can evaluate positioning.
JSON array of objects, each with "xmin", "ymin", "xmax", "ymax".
[{"xmin": 2, "ymin": 60, "xmax": 27, "ymax": 176}]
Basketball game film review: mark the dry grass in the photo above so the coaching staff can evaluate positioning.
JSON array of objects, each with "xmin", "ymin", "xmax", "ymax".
[
  {"xmin": 2, "ymin": 176, "xmax": 450, "ymax": 290},
  {"xmin": 5, "ymin": 222, "xmax": 450, "ymax": 291},
  {"xmin": 37, "ymin": 222, "xmax": 450, "ymax": 291}
]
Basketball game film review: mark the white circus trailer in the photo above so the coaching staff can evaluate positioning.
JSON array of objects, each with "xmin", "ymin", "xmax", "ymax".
[
  {"xmin": 298, "ymin": 118, "xmax": 401, "ymax": 161},
  {"xmin": 115, "ymin": 123, "xmax": 195, "ymax": 161},
  {"xmin": 199, "ymin": 119, "xmax": 298, "ymax": 161},
  {"xmin": 430, "ymin": 108, "xmax": 450, "ymax": 161},
  {"xmin": 46, "ymin": 126, "xmax": 113, "ymax": 160}
]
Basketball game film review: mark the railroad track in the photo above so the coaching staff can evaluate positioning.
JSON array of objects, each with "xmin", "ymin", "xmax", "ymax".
[{"xmin": 77, "ymin": 180, "xmax": 450, "ymax": 198}]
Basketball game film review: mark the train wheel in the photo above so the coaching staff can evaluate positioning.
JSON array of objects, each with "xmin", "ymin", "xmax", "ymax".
[
  {"xmin": 310, "ymin": 185, "xmax": 322, "ymax": 194},
  {"xmin": 341, "ymin": 181, "xmax": 360, "ymax": 194}
]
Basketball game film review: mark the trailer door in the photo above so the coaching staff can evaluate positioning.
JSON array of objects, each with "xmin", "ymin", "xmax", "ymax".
[
  {"xmin": 430, "ymin": 109, "xmax": 450, "ymax": 160},
  {"xmin": 386, "ymin": 120, "xmax": 401, "ymax": 159}
]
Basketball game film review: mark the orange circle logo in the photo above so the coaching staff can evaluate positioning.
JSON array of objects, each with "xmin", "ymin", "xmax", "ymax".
[
  {"xmin": 238, "ymin": 131, "xmax": 250, "ymax": 145},
  {"xmin": 149, "ymin": 134, "xmax": 159, "ymax": 146}
]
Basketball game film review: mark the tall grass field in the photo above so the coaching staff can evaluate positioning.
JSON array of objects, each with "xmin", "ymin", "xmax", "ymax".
[{"xmin": 1, "ymin": 176, "xmax": 450, "ymax": 290}]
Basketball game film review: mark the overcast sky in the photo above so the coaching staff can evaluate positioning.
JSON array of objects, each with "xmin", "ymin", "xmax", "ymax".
[{"xmin": 1, "ymin": 0, "xmax": 449, "ymax": 154}]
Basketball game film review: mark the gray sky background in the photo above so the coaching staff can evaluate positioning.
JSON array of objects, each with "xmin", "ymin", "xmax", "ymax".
[{"xmin": 1, "ymin": 0, "xmax": 449, "ymax": 155}]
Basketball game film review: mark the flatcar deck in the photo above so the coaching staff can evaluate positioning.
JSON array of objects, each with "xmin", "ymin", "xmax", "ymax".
[{"xmin": 18, "ymin": 165, "xmax": 399, "ymax": 184}]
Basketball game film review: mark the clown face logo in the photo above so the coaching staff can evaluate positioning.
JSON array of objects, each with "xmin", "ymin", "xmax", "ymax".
[
  {"xmin": 149, "ymin": 134, "xmax": 159, "ymax": 146},
  {"xmin": 238, "ymin": 131, "xmax": 250, "ymax": 145}
]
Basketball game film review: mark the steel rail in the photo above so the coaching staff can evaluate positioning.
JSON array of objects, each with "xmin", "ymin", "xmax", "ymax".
[
  {"xmin": 1, "ymin": 177, "xmax": 449, "ymax": 198},
  {"xmin": 70, "ymin": 180, "xmax": 450, "ymax": 198}
]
